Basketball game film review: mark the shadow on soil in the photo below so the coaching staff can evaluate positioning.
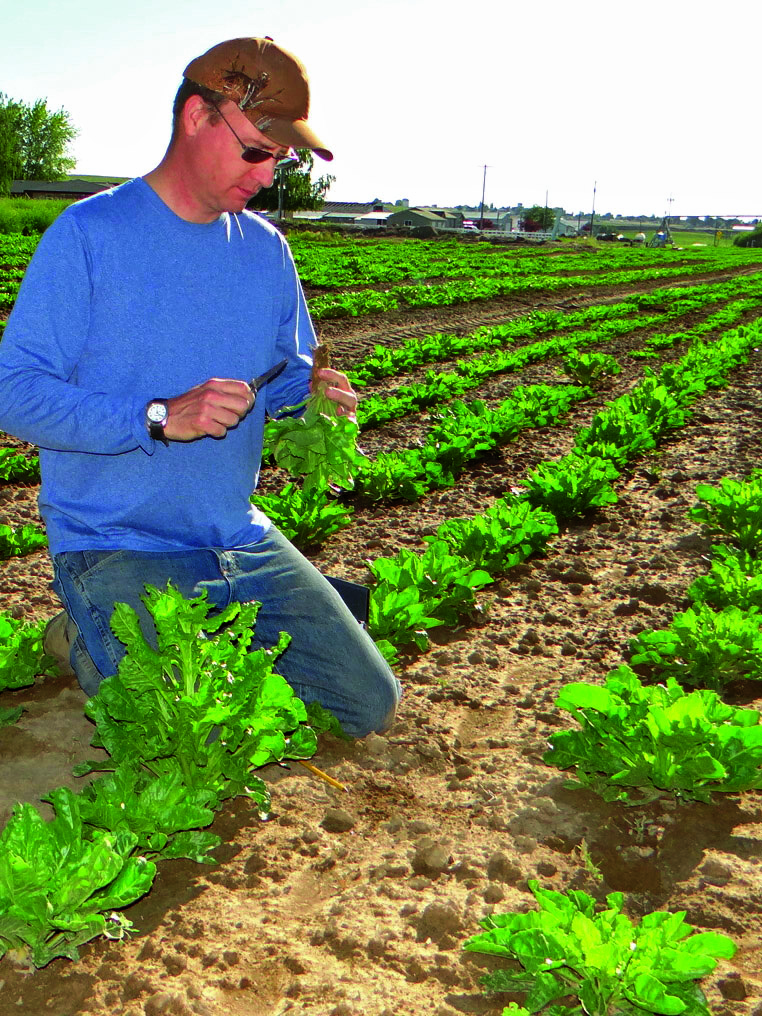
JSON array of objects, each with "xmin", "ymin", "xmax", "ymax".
[{"xmin": 547, "ymin": 783, "xmax": 760, "ymax": 900}]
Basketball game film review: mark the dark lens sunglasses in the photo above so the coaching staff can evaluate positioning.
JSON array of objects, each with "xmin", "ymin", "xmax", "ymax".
[{"xmin": 209, "ymin": 101, "xmax": 299, "ymax": 169}]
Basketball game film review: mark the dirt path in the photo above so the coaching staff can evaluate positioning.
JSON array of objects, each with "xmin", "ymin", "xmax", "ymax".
[{"xmin": 1, "ymin": 264, "xmax": 761, "ymax": 1016}]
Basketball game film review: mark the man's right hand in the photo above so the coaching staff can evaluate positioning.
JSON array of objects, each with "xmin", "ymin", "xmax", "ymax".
[{"xmin": 164, "ymin": 379, "xmax": 255, "ymax": 441}]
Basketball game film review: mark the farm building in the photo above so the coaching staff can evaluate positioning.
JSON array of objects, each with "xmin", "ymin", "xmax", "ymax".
[
  {"xmin": 387, "ymin": 207, "xmax": 464, "ymax": 229},
  {"xmin": 291, "ymin": 200, "xmax": 387, "ymax": 227},
  {"xmin": 10, "ymin": 178, "xmax": 124, "ymax": 200}
]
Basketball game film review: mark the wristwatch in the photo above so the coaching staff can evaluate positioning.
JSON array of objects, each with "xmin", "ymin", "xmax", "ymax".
[{"xmin": 146, "ymin": 399, "xmax": 169, "ymax": 446}]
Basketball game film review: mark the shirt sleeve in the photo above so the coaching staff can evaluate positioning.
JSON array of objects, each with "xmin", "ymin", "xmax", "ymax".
[
  {"xmin": 264, "ymin": 236, "xmax": 315, "ymax": 416},
  {"xmin": 0, "ymin": 213, "xmax": 152, "ymax": 455}
]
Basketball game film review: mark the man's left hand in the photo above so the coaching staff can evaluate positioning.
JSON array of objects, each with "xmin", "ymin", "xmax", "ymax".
[{"xmin": 313, "ymin": 368, "xmax": 358, "ymax": 420}]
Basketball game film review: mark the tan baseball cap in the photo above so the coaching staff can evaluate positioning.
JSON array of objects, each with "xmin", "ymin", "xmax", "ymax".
[{"xmin": 183, "ymin": 37, "xmax": 332, "ymax": 161}]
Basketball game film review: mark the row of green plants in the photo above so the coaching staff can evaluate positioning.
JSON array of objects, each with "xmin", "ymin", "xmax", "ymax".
[
  {"xmin": 543, "ymin": 472, "xmax": 762, "ymax": 799},
  {"xmin": 3, "ymin": 234, "xmax": 760, "ymax": 336},
  {"xmin": 628, "ymin": 472, "xmax": 762, "ymax": 693},
  {"xmin": 0, "ymin": 230, "xmax": 719, "ymax": 290},
  {"xmin": 307, "ymin": 261, "xmax": 743, "ymax": 321},
  {"xmin": 254, "ymin": 298, "xmax": 759, "ymax": 553},
  {"xmin": 0, "ymin": 584, "xmax": 343, "ymax": 967},
  {"xmin": 470, "ymin": 471, "xmax": 762, "ymax": 1013},
  {"xmin": 631, "ymin": 296, "xmax": 762, "ymax": 359},
  {"xmin": 458, "ymin": 380, "xmax": 762, "ymax": 1016},
  {"xmin": 360, "ymin": 321, "xmax": 760, "ymax": 666},
  {"xmin": 354, "ymin": 293, "xmax": 758, "ymax": 431},
  {"xmin": 288, "ymin": 232, "xmax": 755, "ymax": 289},
  {"xmin": 357, "ymin": 383, "xmax": 589, "ymax": 500},
  {"xmin": 255, "ymin": 380, "xmax": 590, "ymax": 546},
  {"xmin": 347, "ymin": 272, "xmax": 762, "ymax": 385}
]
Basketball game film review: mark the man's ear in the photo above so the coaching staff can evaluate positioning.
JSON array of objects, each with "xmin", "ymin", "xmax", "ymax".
[{"xmin": 182, "ymin": 94, "xmax": 212, "ymax": 138}]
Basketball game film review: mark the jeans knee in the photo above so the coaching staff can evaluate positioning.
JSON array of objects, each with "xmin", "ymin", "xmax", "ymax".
[{"xmin": 353, "ymin": 672, "xmax": 402, "ymax": 738}]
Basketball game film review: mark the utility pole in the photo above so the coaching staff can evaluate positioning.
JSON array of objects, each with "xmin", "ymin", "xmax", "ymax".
[
  {"xmin": 277, "ymin": 167, "xmax": 286, "ymax": 222},
  {"xmin": 478, "ymin": 164, "xmax": 488, "ymax": 228},
  {"xmin": 589, "ymin": 180, "xmax": 597, "ymax": 238}
]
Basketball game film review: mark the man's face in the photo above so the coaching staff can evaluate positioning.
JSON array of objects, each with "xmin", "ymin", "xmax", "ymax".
[{"xmin": 190, "ymin": 99, "xmax": 290, "ymax": 219}]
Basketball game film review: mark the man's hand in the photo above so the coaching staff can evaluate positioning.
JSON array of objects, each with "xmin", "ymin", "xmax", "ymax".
[
  {"xmin": 164, "ymin": 379, "xmax": 254, "ymax": 441},
  {"xmin": 314, "ymin": 368, "xmax": 358, "ymax": 420}
]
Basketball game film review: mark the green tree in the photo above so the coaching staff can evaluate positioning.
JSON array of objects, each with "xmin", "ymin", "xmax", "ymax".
[
  {"xmin": 520, "ymin": 204, "xmax": 554, "ymax": 231},
  {"xmin": 251, "ymin": 150, "xmax": 334, "ymax": 215},
  {"xmin": 734, "ymin": 225, "xmax": 762, "ymax": 248},
  {"xmin": 0, "ymin": 95, "xmax": 23, "ymax": 195},
  {"xmin": 0, "ymin": 94, "xmax": 77, "ymax": 195}
]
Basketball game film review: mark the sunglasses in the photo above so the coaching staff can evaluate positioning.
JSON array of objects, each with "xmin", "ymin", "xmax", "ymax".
[{"xmin": 210, "ymin": 102, "xmax": 299, "ymax": 169}]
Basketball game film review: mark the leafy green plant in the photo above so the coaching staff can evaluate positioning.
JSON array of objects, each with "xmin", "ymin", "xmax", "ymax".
[
  {"xmin": 427, "ymin": 496, "xmax": 557, "ymax": 573},
  {"xmin": 0, "ymin": 788, "xmax": 156, "ymax": 968},
  {"xmin": 629, "ymin": 604, "xmax": 762, "ymax": 691},
  {"xmin": 0, "ymin": 612, "xmax": 57, "ymax": 692},
  {"xmin": 251, "ymin": 482, "xmax": 354, "ymax": 547},
  {"xmin": 76, "ymin": 583, "xmax": 324, "ymax": 816},
  {"xmin": 0, "ymin": 523, "xmax": 47, "ymax": 559},
  {"xmin": 623, "ymin": 375, "xmax": 689, "ymax": 437},
  {"xmin": 354, "ymin": 449, "xmax": 431, "ymax": 502},
  {"xmin": 690, "ymin": 472, "xmax": 762, "ymax": 554},
  {"xmin": 464, "ymin": 879, "xmax": 736, "ymax": 1016},
  {"xmin": 0, "ymin": 704, "xmax": 23, "ymax": 727},
  {"xmin": 523, "ymin": 454, "xmax": 620, "ymax": 519},
  {"xmin": 687, "ymin": 544, "xmax": 762, "ymax": 610},
  {"xmin": 561, "ymin": 350, "xmax": 621, "ymax": 387},
  {"xmin": 263, "ymin": 347, "xmax": 365, "ymax": 490},
  {"xmin": 575, "ymin": 407, "xmax": 658, "ymax": 462},
  {"xmin": 367, "ymin": 541, "xmax": 492, "ymax": 656},
  {"xmin": 0, "ymin": 448, "xmax": 40, "ymax": 483},
  {"xmin": 544, "ymin": 665, "xmax": 762, "ymax": 804},
  {"xmin": 71, "ymin": 765, "xmax": 221, "ymax": 865}
]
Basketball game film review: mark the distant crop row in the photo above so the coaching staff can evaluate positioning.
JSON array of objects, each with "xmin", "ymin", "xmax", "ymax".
[
  {"xmin": 289, "ymin": 232, "xmax": 761, "ymax": 288},
  {"xmin": 307, "ymin": 258, "xmax": 762, "ymax": 320},
  {"xmin": 348, "ymin": 271, "xmax": 762, "ymax": 384}
]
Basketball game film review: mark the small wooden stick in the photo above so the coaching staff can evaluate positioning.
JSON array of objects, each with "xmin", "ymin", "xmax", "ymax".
[{"xmin": 298, "ymin": 759, "xmax": 347, "ymax": 792}]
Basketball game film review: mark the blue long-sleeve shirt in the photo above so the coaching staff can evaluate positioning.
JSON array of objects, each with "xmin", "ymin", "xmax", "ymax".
[{"xmin": 0, "ymin": 179, "xmax": 314, "ymax": 555}]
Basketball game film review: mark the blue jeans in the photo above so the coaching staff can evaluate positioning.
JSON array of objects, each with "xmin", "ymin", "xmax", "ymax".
[{"xmin": 51, "ymin": 527, "xmax": 401, "ymax": 738}]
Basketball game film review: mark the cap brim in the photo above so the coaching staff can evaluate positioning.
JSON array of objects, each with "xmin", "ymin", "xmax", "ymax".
[{"xmin": 248, "ymin": 113, "xmax": 333, "ymax": 161}]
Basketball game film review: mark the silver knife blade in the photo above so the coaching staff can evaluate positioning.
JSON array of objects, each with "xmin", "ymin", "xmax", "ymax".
[{"xmin": 248, "ymin": 358, "xmax": 288, "ymax": 394}]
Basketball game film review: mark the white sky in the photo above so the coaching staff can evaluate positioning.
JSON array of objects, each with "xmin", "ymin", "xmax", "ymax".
[{"xmin": 3, "ymin": 0, "xmax": 760, "ymax": 218}]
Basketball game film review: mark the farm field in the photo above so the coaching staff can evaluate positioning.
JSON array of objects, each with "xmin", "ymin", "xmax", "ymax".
[{"xmin": 1, "ymin": 235, "xmax": 762, "ymax": 1016}]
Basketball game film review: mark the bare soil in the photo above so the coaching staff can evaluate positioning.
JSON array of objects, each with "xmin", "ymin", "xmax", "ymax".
[{"xmin": 1, "ymin": 261, "xmax": 761, "ymax": 1016}]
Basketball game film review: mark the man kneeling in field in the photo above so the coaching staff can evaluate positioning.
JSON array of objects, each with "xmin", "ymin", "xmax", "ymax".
[{"xmin": 0, "ymin": 36, "xmax": 400, "ymax": 738}]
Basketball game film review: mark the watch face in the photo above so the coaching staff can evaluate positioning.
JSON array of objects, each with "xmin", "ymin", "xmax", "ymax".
[{"xmin": 147, "ymin": 401, "xmax": 168, "ymax": 424}]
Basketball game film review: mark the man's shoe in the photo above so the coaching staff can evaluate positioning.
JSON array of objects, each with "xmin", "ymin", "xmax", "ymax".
[{"xmin": 43, "ymin": 611, "xmax": 76, "ymax": 677}]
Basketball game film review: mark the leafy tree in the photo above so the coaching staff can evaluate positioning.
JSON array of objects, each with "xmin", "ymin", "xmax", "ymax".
[
  {"xmin": 250, "ymin": 150, "xmax": 334, "ymax": 215},
  {"xmin": 520, "ymin": 204, "xmax": 554, "ymax": 231},
  {"xmin": 0, "ymin": 94, "xmax": 77, "ymax": 195},
  {"xmin": 0, "ymin": 95, "xmax": 23, "ymax": 195},
  {"xmin": 734, "ymin": 225, "xmax": 762, "ymax": 248}
]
